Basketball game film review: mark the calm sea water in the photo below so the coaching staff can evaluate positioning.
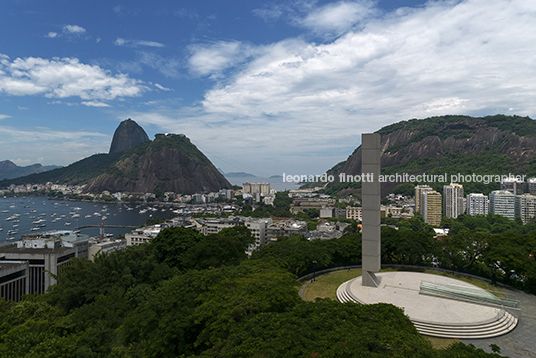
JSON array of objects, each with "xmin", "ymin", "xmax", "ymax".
[{"xmin": 0, "ymin": 196, "xmax": 169, "ymax": 244}]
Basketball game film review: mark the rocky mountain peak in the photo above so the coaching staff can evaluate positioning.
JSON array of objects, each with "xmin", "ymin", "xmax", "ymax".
[{"xmin": 109, "ymin": 118, "xmax": 150, "ymax": 154}]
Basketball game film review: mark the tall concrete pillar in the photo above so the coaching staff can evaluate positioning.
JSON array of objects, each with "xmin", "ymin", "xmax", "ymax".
[{"xmin": 361, "ymin": 133, "xmax": 381, "ymax": 287}]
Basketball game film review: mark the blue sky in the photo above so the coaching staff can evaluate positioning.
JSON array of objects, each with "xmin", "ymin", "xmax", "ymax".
[{"xmin": 1, "ymin": 0, "xmax": 535, "ymax": 177}]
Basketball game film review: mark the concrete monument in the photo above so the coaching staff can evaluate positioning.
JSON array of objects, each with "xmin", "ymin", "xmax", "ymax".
[{"xmin": 361, "ymin": 133, "xmax": 381, "ymax": 287}]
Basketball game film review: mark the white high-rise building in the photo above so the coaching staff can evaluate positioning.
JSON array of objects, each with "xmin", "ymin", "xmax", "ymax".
[
  {"xmin": 466, "ymin": 193, "xmax": 489, "ymax": 216},
  {"xmin": 489, "ymin": 190, "xmax": 515, "ymax": 220},
  {"xmin": 515, "ymin": 193, "xmax": 536, "ymax": 224},
  {"xmin": 444, "ymin": 183, "xmax": 464, "ymax": 218}
]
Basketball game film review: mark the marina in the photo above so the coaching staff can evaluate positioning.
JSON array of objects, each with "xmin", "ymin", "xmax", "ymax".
[{"xmin": 0, "ymin": 196, "xmax": 170, "ymax": 243}]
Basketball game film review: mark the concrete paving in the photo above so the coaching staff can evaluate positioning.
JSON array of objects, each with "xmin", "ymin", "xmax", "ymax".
[{"xmin": 347, "ymin": 271, "xmax": 501, "ymax": 325}]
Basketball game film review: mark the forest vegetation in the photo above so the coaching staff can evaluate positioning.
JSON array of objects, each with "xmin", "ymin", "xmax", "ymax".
[{"xmin": 1, "ymin": 214, "xmax": 531, "ymax": 357}]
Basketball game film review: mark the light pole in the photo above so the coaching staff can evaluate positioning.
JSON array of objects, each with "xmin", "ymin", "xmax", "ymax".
[{"xmin": 312, "ymin": 260, "xmax": 317, "ymax": 283}]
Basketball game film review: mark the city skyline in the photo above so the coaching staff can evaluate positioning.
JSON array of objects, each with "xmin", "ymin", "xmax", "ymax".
[{"xmin": 1, "ymin": 0, "xmax": 536, "ymax": 176}]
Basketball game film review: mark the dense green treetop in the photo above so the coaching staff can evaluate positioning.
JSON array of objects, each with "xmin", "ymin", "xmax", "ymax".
[{"xmin": 0, "ymin": 221, "xmax": 522, "ymax": 357}]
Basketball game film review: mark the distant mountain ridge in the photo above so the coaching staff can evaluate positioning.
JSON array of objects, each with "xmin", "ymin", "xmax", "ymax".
[
  {"xmin": 0, "ymin": 160, "xmax": 62, "ymax": 180},
  {"xmin": 321, "ymin": 115, "xmax": 536, "ymax": 195}
]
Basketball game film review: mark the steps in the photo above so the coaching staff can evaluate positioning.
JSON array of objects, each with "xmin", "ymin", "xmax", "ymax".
[{"xmin": 337, "ymin": 279, "xmax": 518, "ymax": 339}]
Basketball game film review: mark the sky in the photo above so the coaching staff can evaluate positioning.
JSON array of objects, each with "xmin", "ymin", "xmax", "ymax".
[{"xmin": 1, "ymin": 0, "xmax": 536, "ymax": 177}]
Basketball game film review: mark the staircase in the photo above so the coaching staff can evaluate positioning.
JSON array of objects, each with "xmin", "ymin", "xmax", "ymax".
[{"xmin": 337, "ymin": 279, "xmax": 519, "ymax": 339}]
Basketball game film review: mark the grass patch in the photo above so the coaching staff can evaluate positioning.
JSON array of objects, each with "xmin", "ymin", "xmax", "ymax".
[
  {"xmin": 301, "ymin": 269, "xmax": 362, "ymax": 301},
  {"xmin": 425, "ymin": 336, "xmax": 459, "ymax": 349}
]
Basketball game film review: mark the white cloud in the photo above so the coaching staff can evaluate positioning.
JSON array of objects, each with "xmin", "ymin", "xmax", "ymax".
[
  {"xmin": 115, "ymin": 38, "xmax": 165, "ymax": 48},
  {"xmin": 183, "ymin": 0, "xmax": 536, "ymax": 174},
  {"xmin": 63, "ymin": 24, "xmax": 86, "ymax": 34},
  {"xmin": 187, "ymin": 41, "xmax": 256, "ymax": 77},
  {"xmin": 46, "ymin": 32, "xmax": 58, "ymax": 38},
  {"xmin": 0, "ymin": 114, "xmax": 11, "ymax": 120},
  {"xmin": 296, "ymin": 0, "xmax": 377, "ymax": 37},
  {"xmin": 81, "ymin": 101, "xmax": 111, "ymax": 107},
  {"xmin": 0, "ymin": 54, "xmax": 146, "ymax": 101},
  {"xmin": 155, "ymin": 83, "xmax": 171, "ymax": 91}
]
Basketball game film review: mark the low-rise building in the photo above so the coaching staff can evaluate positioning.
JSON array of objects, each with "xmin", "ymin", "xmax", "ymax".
[
  {"xmin": 0, "ymin": 232, "xmax": 87, "ymax": 294},
  {"xmin": 125, "ymin": 225, "xmax": 164, "ymax": 246},
  {"xmin": 346, "ymin": 206, "xmax": 362, "ymax": 221},
  {"xmin": 290, "ymin": 198, "xmax": 336, "ymax": 214},
  {"xmin": 266, "ymin": 219, "xmax": 307, "ymax": 241},
  {"xmin": 88, "ymin": 239, "xmax": 127, "ymax": 260},
  {"xmin": 0, "ymin": 260, "xmax": 29, "ymax": 302}
]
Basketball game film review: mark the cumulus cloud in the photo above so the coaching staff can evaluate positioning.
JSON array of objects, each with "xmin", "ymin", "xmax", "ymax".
[
  {"xmin": 0, "ymin": 54, "xmax": 146, "ymax": 101},
  {"xmin": 46, "ymin": 32, "xmax": 58, "ymax": 38},
  {"xmin": 184, "ymin": 0, "xmax": 536, "ymax": 173},
  {"xmin": 115, "ymin": 38, "xmax": 165, "ymax": 48},
  {"xmin": 204, "ymin": 0, "xmax": 536, "ymax": 123}
]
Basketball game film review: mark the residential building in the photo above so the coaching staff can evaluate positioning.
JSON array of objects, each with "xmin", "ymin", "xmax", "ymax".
[
  {"xmin": 266, "ymin": 220, "xmax": 307, "ymax": 241},
  {"xmin": 423, "ymin": 191, "xmax": 442, "ymax": 227},
  {"xmin": 245, "ymin": 218, "xmax": 273, "ymax": 253},
  {"xmin": 381, "ymin": 205, "xmax": 403, "ymax": 218},
  {"xmin": 242, "ymin": 183, "xmax": 270, "ymax": 195},
  {"xmin": 489, "ymin": 190, "xmax": 515, "ymax": 220},
  {"xmin": 501, "ymin": 178, "xmax": 524, "ymax": 195},
  {"xmin": 525, "ymin": 177, "xmax": 536, "ymax": 195},
  {"xmin": 125, "ymin": 225, "xmax": 164, "ymax": 246},
  {"xmin": 194, "ymin": 216, "xmax": 273, "ymax": 253},
  {"xmin": 444, "ymin": 183, "xmax": 464, "ymax": 218},
  {"xmin": 515, "ymin": 193, "xmax": 536, "ymax": 224},
  {"xmin": 415, "ymin": 185, "xmax": 433, "ymax": 214},
  {"xmin": 346, "ymin": 206, "xmax": 362, "ymax": 221},
  {"xmin": 319, "ymin": 206, "xmax": 346, "ymax": 218},
  {"xmin": 197, "ymin": 217, "xmax": 246, "ymax": 236},
  {"xmin": 466, "ymin": 193, "xmax": 489, "ymax": 216}
]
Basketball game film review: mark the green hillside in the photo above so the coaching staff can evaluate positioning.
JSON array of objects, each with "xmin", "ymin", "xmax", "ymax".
[{"xmin": 321, "ymin": 115, "xmax": 536, "ymax": 196}]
